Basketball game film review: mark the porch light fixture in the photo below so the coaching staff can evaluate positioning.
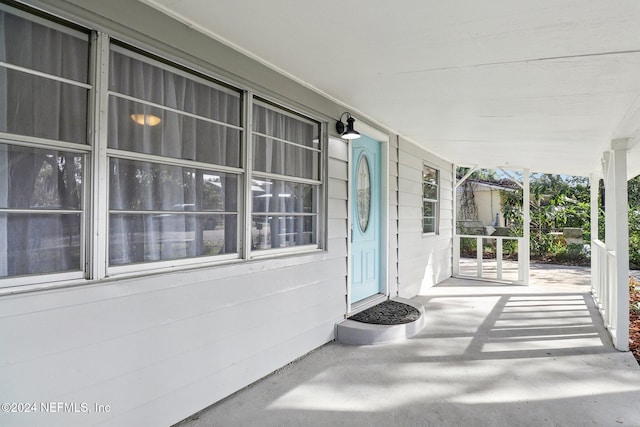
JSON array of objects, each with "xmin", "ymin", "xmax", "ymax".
[
  {"xmin": 336, "ymin": 112, "xmax": 360, "ymax": 140},
  {"xmin": 130, "ymin": 113, "xmax": 161, "ymax": 127}
]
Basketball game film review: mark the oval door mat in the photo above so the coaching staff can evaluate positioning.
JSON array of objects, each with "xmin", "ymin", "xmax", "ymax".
[{"xmin": 349, "ymin": 300, "xmax": 420, "ymax": 325}]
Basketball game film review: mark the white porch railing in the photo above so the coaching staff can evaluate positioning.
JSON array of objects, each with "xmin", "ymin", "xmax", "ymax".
[
  {"xmin": 591, "ymin": 238, "xmax": 626, "ymax": 348},
  {"xmin": 453, "ymin": 235, "xmax": 526, "ymax": 284}
]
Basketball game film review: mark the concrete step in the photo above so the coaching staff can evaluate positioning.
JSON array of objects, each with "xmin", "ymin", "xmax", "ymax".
[{"xmin": 336, "ymin": 298, "xmax": 426, "ymax": 345}]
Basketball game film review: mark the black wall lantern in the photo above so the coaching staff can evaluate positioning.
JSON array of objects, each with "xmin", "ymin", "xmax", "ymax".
[{"xmin": 336, "ymin": 112, "xmax": 361, "ymax": 140}]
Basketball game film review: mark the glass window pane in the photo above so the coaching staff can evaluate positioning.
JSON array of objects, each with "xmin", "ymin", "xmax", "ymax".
[
  {"xmin": 423, "ymin": 217, "xmax": 435, "ymax": 234},
  {"xmin": 422, "ymin": 165, "xmax": 438, "ymax": 234},
  {"xmin": 251, "ymin": 179, "xmax": 317, "ymax": 214},
  {"xmin": 0, "ymin": 9, "xmax": 89, "ymax": 82},
  {"xmin": 251, "ymin": 215, "xmax": 315, "ymax": 250},
  {"xmin": 1, "ymin": 69, "xmax": 88, "ymax": 144},
  {"xmin": 0, "ymin": 144, "xmax": 83, "ymax": 209},
  {"xmin": 423, "ymin": 201, "xmax": 435, "ymax": 217},
  {"xmin": 109, "ymin": 158, "xmax": 238, "ymax": 212},
  {"xmin": 109, "ymin": 213, "xmax": 237, "ymax": 265},
  {"xmin": 107, "ymin": 45, "xmax": 244, "ymax": 267},
  {"xmin": 0, "ymin": 213, "xmax": 81, "ymax": 277},
  {"xmin": 357, "ymin": 154, "xmax": 371, "ymax": 232},
  {"xmin": 423, "ymin": 165, "xmax": 437, "ymax": 184},
  {"xmin": 108, "ymin": 97, "xmax": 241, "ymax": 167},
  {"xmin": 252, "ymin": 103, "xmax": 319, "ymax": 149},
  {"xmin": 251, "ymin": 101, "xmax": 320, "ymax": 251},
  {"xmin": 252, "ymin": 136, "xmax": 319, "ymax": 180},
  {"xmin": 109, "ymin": 50, "xmax": 241, "ymax": 126},
  {"xmin": 423, "ymin": 182, "xmax": 437, "ymax": 200},
  {"xmin": 201, "ymin": 172, "xmax": 238, "ymax": 211}
]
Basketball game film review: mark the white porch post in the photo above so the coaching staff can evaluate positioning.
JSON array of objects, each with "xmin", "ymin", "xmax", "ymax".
[
  {"xmin": 521, "ymin": 169, "xmax": 530, "ymax": 285},
  {"xmin": 452, "ymin": 164, "xmax": 459, "ymax": 276},
  {"xmin": 589, "ymin": 173, "xmax": 600, "ymax": 295},
  {"xmin": 605, "ymin": 140, "xmax": 630, "ymax": 351}
]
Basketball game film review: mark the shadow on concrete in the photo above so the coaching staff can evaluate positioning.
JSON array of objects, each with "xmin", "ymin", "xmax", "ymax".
[{"xmin": 177, "ymin": 275, "xmax": 640, "ymax": 427}]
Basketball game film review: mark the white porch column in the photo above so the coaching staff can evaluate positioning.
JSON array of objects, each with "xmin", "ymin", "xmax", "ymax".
[
  {"xmin": 522, "ymin": 169, "xmax": 530, "ymax": 285},
  {"xmin": 589, "ymin": 173, "xmax": 600, "ymax": 295},
  {"xmin": 604, "ymin": 140, "xmax": 630, "ymax": 351},
  {"xmin": 452, "ymin": 164, "xmax": 459, "ymax": 276}
]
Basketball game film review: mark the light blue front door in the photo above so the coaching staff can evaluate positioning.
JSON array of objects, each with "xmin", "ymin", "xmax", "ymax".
[{"xmin": 351, "ymin": 135, "xmax": 382, "ymax": 303}]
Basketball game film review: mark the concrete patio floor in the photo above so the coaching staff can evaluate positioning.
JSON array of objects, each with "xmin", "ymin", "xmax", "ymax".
[{"xmin": 178, "ymin": 264, "xmax": 640, "ymax": 427}]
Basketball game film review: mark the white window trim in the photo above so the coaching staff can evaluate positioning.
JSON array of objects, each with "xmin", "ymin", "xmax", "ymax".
[
  {"xmin": 0, "ymin": 10, "xmax": 328, "ymax": 290},
  {"xmin": 422, "ymin": 163, "xmax": 440, "ymax": 236},
  {"xmin": 247, "ymin": 95, "xmax": 324, "ymax": 257},
  {"xmin": 0, "ymin": 2, "xmax": 93, "ymax": 289}
]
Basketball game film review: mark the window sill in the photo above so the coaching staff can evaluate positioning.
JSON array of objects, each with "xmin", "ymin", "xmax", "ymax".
[
  {"xmin": 0, "ymin": 277, "xmax": 90, "ymax": 297},
  {"xmin": 422, "ymin": 232, "xmax": 439, "ymax": 238},
  {"xmin": 106, "ymin": 252, "xmax": 242, "ymax": 277},
  {"xmin": 249, "ymin": 244, "xmax": 321, "ymax": 260},
  {"xmin": 0, "ymin": 246, "xmax": 326, "ymax": 297}
]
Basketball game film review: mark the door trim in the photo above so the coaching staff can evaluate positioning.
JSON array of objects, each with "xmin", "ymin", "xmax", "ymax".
[{"xmin": 345, "ymin": 123, "xmax": 390, "ymax": 316}]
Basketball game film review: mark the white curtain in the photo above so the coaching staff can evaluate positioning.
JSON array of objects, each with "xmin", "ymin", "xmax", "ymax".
[
  {"xmin": 251, "ymin": 104, "xmax": 318, "ymax": 249},
  {"xmin": 107, "ymin": 50, "xmax": 240, "ymax": 265},
  {"xmin": 0, "ymin": 9, "xmax": 87, "ymax": 277},
  {"xmin": 252, "ymin": 103, "xmax": 317, "ymax": 179},
  {"xmin": 108, "ymin": 50, "xmax": 241, "ymax": 165}
]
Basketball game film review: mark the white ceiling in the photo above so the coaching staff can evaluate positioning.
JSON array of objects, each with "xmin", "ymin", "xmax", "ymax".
[{"xmin": 141, "ymin": 0, "xmax": 640, "ymax": 177}]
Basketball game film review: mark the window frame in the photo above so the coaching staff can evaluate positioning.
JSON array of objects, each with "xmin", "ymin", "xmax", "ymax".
[
  {"xmin": 248, "ymin": 97, "xmax": 323, "ymax": 257},
  {"xmin": 0, "ymin": 139, "xmax": 89, "ymax": 288},
  {"xmin": 422, "ymin": 163, "xmax": 440, "ymax": 236},
  {"xmin": 105, "ymin": 156, "xmax": 244, "ymax": 276},
  {"xmin": 0, "ymin": 2, "xmax": 92, "ymax": 288},
  {"xmin": 104, "ymin": 41, "xmax": 246, "ymax": 275},
  {"xmin": 0, "ymin": 4, "xmax": 328, "ymax": 289}
]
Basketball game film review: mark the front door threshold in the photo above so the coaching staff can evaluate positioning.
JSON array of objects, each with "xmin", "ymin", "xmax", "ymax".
[
  {"xmin": 350, "ymin": 293, "xmax": 387, "ymax": 315},
  {"xmin": 337, "ymin": 298, "xmax": 426, "ymax": 345}
]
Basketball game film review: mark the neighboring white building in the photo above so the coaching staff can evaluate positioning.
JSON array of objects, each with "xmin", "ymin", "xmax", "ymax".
[
  {"xmin": 456, "ymin": 180, "xmax": 516, "ymax": 230},
  {"xmin": 0, "ymin": 1, "xmax": 638, "ymax": 426},
  {"xmin": 472, "ymin": 181, "xmax": 506, "ymax": 227}
]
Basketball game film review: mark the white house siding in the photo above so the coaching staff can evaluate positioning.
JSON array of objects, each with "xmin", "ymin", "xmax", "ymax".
[
  {"xmin": 0, "ymin": 1, "xmax": 355, "ymax": 426},
  {"xmin": 0, "ymin": 1, "xmax": 454, "ymax": 426},
  {"xmin": 397, "ymin": 139, "xmax": 453, "ymax": 297},
  {"xmin": 0, "ymin": 255, "xmax": 346, "ymax": 427}
]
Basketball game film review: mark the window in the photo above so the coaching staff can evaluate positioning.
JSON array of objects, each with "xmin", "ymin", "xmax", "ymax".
[
  {"xmin": 107, "ymin": 45, "xmax": 243, "ymax": 266},
  {"xmin": 251, "ymin": 100, "xmax": 321, "ymax": 250},
  {"xmin": 0, "ymin": 3, "xmax": 326, "ymax": 287},
  {"xmin": 0, "ymin": 4, "xmax": 90, "ymax": 280},
  {"xmin": 422, "ymin": 164, "xmax": 439, "ymax": 234}
]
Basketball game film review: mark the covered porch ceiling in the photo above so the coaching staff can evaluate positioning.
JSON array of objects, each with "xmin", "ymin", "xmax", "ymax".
[{"xmin": 141, "ymin": 0, "xmax": 640, "ymax": 178}]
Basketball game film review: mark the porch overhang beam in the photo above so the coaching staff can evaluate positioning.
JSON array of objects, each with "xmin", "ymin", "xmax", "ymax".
[
  {"xmin": 455, "ymin": 165, "xmax": 478, "ymax": 189},
  {"xmin": 498, "ymin": 168, "xmax": 524, "ymax": 189},
  {"xmin": 611, "ymin": 137, "xmax": 638, "ymax": 151}
]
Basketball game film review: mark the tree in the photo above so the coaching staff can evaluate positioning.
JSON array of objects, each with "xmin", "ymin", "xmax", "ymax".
[{"xmin": 629, "ymin": 176, "xmax": 640, "ymax": 268}]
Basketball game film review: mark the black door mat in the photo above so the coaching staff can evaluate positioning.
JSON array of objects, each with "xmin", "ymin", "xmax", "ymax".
[{"xmin": 349, "ymin": 300, "xmax": 420, "ymax": 325}]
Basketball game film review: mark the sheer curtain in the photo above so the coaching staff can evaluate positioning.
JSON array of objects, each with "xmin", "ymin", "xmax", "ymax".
[
  {"xmin": 107, "ymin": 48, "xmax": 241, "ymax": 265},
  {"xmin": 0, "ymin": 8, "xmax": 88, "ymax": 278},
  {"xmin": 251, "ymin": 103, "xmax": 319, "ymax": 249}
]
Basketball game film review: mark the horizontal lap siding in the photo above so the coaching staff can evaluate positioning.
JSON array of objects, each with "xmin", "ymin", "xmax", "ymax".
[
  {"xmin": 397, "ymin": 138, "xmax": 453, "ymax": 298},
  {"xmin": 328, "ymin": 139, "xmax": 350, "ymax": 262},
  {"xmin": 0, "ymin": 149, "xmax": 349, "ymax": 427},
  {"xmin": 0, "ymin": 260, "xmax": 346, "ymax": 427}
]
